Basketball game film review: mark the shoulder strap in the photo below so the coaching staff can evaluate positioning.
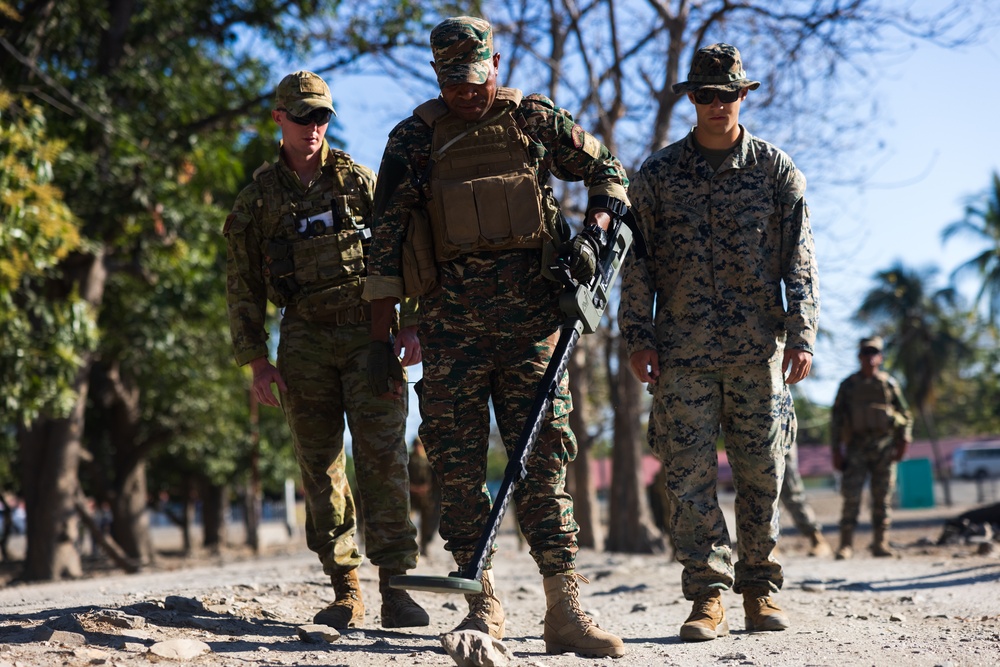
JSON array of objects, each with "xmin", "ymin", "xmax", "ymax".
[{"xmin": 414, "ymin": 98, "xmax": 450, "ymax": 128}]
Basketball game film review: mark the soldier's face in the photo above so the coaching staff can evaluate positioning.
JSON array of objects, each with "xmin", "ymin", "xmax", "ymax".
[
  {"xmin": 688, "ymin": 86, "xmax": 747, "ymax": 142},
  {"xmin": 860, "ymin": 350, "xmax": 883, "ymax": 373},
  {"xmin": 439, "ymin": 53, "xmax": 501, "ymax": 121}
]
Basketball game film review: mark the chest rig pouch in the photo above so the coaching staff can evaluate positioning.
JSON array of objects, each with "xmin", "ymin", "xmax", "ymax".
[
  {"xmin": 256, "ymin": 151, "xmax": 371, "ymax": 322},
  {"xmin": 848, "ymin": 377, "xmax": 893, "ymax": 436},
  {"xmin": 420, "ymin": 88, "xmax": 547, "ymax": 262}
]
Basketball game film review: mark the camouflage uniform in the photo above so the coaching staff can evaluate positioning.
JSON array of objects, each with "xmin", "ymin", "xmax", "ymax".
[
  {"xmin": 831, "ymin": 364, "xmax": 913, "ymax": 534},
  {"xmin": 619, "ymin": 117, "xmax": 819, "ymax": 598},
  {"xmin": 363, "ymin": 51, "xmax": 627, "ymax": 578},
  {"xmin": 777, "ymin": 390, "xmax": 824, "ymax": 540},
  {"xmin": 224, "ymin": 102, "xmax": 419, "ymax": 576}
]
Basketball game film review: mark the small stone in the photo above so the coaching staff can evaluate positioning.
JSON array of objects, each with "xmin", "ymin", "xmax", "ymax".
[
  {"xmin": 441, "ymin": 630, "xmax": 512, "ymax": 667},
  {"xmin": 297, "ymin": 624, "xmax": 341, "ymax": 643},
  {"xmin": 148, "ymin": 638, "xmax": 212, "ymax": 660},
  {"xmin": 890, "ymin": 614, "xmax": 905, "ymax": 622}
]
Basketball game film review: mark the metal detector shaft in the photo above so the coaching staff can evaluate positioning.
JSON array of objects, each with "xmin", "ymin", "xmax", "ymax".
[{"xmin": 461, "ymin": 319, "xmax": 584, "ymax": 584}]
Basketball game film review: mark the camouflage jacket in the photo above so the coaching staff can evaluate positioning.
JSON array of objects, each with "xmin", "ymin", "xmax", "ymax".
[
  {"xmin": 362, "ymin": 91, "xmax": 629, "ymax": 301},
  {"xmin": 224, "ymin": 139, "xmax": 415, "ymax": 366},
  {"xmin": 831, "ymin": 369, "xmax": 913, "ymax": 446},
  {"xmin": 619, "ymin": 126, "xmax": 819, "ymax": 367}
]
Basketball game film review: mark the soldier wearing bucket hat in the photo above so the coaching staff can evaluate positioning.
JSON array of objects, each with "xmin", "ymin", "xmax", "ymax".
[
  {"xmin": 620, "ymin": 42, "xmax": 819, "ymax": 642},
  {"xmin": 831, "ymin": 336, "xmax": 913, "ymax": 559},
  {"xmin": 364, "ymin": 15, "xmax": 629, "ymax": 659},
  {"xmin": 225, "ymin": 70, "xmax": 429, "ymax": 632}
]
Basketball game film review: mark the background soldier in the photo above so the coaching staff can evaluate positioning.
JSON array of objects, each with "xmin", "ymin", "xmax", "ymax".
[
  {"xmin": 621, "ymin": 44, "xmax": 819, "ymax": 642},
  {"xmin": 831, "ymin": 335, "xmax": 913, "ymax": 559},
  {"xmin": 224, "ymin": 71, "xmax": 427, "ymax": 631},
  {"xmin": 407, "ymin": 436, "xmax": 440, "ymax": 556},
  {"xmin": 778, "ymin": 390, "xmax": 832, "ymax": 558},
  {"xmin": 364, "ymin": 16, "xmax": 628, "ymax": 658}
]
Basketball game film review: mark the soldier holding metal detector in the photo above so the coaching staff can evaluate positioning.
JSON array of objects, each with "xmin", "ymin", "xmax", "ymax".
[{"xmin": 364, "ymin": 16, "xmax": 633, "ymax": 659}]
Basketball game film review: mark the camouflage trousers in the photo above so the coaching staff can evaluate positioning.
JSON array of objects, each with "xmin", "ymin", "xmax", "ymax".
[
  {"xmin": 649, "ymin": 362, "xmax": 786, "ymax": 599},
  {"xmin": 277, "ymin": 315, "xmax": 418, "ymax": 575},
  {"xmin": 780, "ymin": 439, "xmax": 823, "ymax": 536},
  {"xmin": 418, "ymin": 251, "xmax": 579, "ymax": 576},
  {"xmin": 839, "ymin": 435, "xmax": 897, "ymax": 531}
]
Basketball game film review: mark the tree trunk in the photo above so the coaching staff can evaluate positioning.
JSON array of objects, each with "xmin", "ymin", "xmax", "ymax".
[
  {"xmin": 111, "ymin": 460, "xmax": 153, "ymax": 564},
  {"xmin": 567, "ymin": 338, "xmax": 601, "ymax": 549},
  {"xmin": 605, "ymin": 340, "xmax": 664, "ymax": 553},
  {"xmin": 245, "ymin": 391, "xmax": 261, "ymax": 552},
  {"xmin": 201, "ymin": 480, "xmax": 228, "ymax": 554},
  {"xmin": 18, "ymin": 250, "xmax": 107, "ymax": 580}
]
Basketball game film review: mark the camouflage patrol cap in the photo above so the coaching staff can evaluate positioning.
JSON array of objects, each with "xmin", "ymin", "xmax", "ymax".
[
  {"xmin": 274, "ymin": 71, "xmax": 336, "ymax": 117},
  {"xmin": 430, "ymin": 16, "xmax": 494, "ymax": 87},
  {"xmin": 672, "ymin": 43, "xmax": 761, "ymax": 94},
  {"xmin": 859, "ymin": 336, "xmax": 884, "ymax": 353}
]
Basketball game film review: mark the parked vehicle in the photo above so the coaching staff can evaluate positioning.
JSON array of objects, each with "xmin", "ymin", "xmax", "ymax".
[{"xmin": 951, "ymin": 442, "xmax": 1000, "ymax": 480}]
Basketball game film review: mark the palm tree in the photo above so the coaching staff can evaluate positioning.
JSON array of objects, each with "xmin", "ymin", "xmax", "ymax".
[
  {"xmin": 942, "ymin": 172, "xmax": 1000, "ymax": 329},
  {"xmin": 855, "ymin": 263, "xmax": 972, "ymax": 505}
]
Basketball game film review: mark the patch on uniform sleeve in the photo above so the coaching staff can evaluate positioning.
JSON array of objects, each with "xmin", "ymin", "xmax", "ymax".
[
  {"xmin": 223, "ymin": 213, "xmax": 236, "ymax": 234},
  {"xmin": 572, "ymin": 124, "xmax": 602, "ymax": 158}
]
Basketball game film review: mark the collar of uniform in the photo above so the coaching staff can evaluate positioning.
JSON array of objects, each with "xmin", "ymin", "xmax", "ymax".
[{"xmin": 682, "ymin": 124, "xmax": 758, "ymax": 174}]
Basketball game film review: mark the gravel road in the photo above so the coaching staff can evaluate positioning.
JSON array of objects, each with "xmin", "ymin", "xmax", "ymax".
[{"xmin": 1, "ymin": 483, "xmax": 999, "ymax": 667}]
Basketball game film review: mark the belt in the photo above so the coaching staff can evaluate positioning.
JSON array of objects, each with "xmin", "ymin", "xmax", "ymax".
[{"xmin": 283, "ymin": 303, "xmax": 371, "ymax": 326}]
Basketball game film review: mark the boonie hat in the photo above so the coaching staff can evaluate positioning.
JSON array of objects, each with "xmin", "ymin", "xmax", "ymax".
[
  {"xmin": 430, "ymin": 16, "xmax": 494, "ymax": 87},
  {"xmin": 672, "ymin": 43, "xmax": 761, "ymax": 94},
  {"xmin": 274, "ymin": 71, "xmax": 336, "ymax": 117},
  {"xmin": 859, "ymin": 336, "xmax": 884, "ymax": 353}
]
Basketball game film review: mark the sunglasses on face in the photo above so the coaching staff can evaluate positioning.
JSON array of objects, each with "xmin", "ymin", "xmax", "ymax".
[
  {"xmin": 692, "ymin": 88, "xmax": 741, "ymax": 105},
  {"xmin": 860, "ymin": 347, "xmax": 881, "ymax": 356},
  {"xmin": 282, "ymin": 108, "xmax": 333, "ymax": 126}
]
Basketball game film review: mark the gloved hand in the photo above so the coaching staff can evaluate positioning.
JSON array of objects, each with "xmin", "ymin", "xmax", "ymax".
[
  {"xmin": 565, "ymin": 224, "xmax": 608, "ymax": 284},
  {"xmin": 367, "ymin": 340, "xmax": 404, "ymax": 397}
]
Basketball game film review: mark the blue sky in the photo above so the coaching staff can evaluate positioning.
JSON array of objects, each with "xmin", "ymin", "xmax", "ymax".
[{"xmin": 319, "ymin": 20, "xmax": 999, "ymax": 417}]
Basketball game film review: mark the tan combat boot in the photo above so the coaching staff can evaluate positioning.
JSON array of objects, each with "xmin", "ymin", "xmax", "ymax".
[
  {"xmin": 679, "ymin": 590, "xmax": 729, "ymax": 642},
  {"xmin": 835, "ymin": 527, "xmax": 854, "ymax": 560},
  {"xmin": 871, "ymin": 525, "xmax": 895, "ymax": 557},
  {"xmin": 378, "ymin": 569, "xmax": 430, "ymax": 628},
  {"xmin": 314, "ymin": 569, "xmax": 365, "ymax": 629},
  {"xmin": 543, "ymin": 571, "xmax": 625, "ymax": 658},
  {"xmin": 808, "ymin": 530, "xmax": 833, "ymax": 558},
  {"xmin": 452, "ymin": 568, "xmax": 505, "ymax": 639},
  {"xmin": 742, "ymin": 588, "xmax": 790, "ymax": 632}
]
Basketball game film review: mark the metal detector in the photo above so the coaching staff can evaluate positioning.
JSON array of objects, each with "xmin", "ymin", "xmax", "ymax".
[{"xmin": 391, "ymin": 199, "xmax": 645, "ymax": 594}]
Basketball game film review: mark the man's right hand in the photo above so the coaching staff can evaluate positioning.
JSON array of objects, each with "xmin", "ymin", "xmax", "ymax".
[
  {"xmin": 368, "ymin": 340, "xmax": 404, "ymax": 400},
  {"xmin": 628, "ymin": 349, "xmax": 660, "ymax": 384},
  {"xmin": 249, "ymin": 357, "xmax": 286, "ymax": 407},
  {"xmin": 564, "ymin": 224, "xmax": 606, "ymax": 284}
]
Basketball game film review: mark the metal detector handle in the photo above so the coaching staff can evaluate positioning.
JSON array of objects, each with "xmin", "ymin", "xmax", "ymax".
[{"xmin": 461, "ymin": 319, "xmax": 584, "ymax": 583}]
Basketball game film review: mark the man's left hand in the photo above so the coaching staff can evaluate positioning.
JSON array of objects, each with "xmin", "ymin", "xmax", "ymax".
[{"xmin": 783, "ymin": 348, "xmax": 813, "ymax": 385}]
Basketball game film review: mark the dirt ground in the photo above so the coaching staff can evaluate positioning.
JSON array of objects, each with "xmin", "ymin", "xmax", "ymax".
[{"xmin": 1, "ymin": 482, "xmax": 999, "ymax": 667}]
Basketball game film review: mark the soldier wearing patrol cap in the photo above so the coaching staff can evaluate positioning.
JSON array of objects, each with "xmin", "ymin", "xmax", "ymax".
[
  {"xmin": 223, "ymin": 70, "xmax": 428, "ymax": 631},
  {"xmin": 620, "ymin": 43, "xmax": 819, "ymax": 641},
  {"xmin": 831, "ymin": 335, "xmax": 913, "ymax": 559},
  {"xmin": 363, "ymin": 15, "xmax": 628, "ymax": 659}
]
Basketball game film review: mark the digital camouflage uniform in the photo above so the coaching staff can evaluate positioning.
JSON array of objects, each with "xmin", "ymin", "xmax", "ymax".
[
  {"xmin": 831, "ymin": 367, "xmax": 913, "ymax": 534},
  {"xmin": 225, "ymin": 137, "xmax": 419, "ymax": 577},
  {"xmin": 777, "ymin": 389, "xmax": 824, "ymax": 540},
  {"xmin": 363, "ymin": 78, "xmax": 627, "ymax": 578},
  {"xmin": 619, "ymin": 125, "xmax": 819, "ymax": 599}
]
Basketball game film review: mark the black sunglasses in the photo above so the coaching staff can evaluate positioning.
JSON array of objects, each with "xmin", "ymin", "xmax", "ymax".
[
  {"xmin": 860, "ymin": 347, "xmax": 882, "ymax": 356},
  {"xmin": 282, "ymin": 108, "xmax": 333, "ymax": 126},
  {"xmin": 692, "ymin": 88, "xmax": 741, "ymax": 105}
]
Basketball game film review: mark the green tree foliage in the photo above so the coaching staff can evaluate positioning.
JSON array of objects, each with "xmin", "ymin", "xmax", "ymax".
[
  {"xmin": 0, "ymin": 92, "xmax": 95, "ymax": 464},
  {"xmin": 943, "ymin": 172, "xmax": 1000, "ymax": 328}
]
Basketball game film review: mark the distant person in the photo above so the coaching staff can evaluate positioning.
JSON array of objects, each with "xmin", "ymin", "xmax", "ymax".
[
  {"xmin": 778, "ymin": 390, "xmax": 831, "ymax": 557},
  {"xmin": 620, "ymin": 43, "xmax": 819, "ymax": 642},
  {"xmin": 223, "ymin": 70, "xmax": 427, "ymax": 630},
  {"xmin": 407, "ymin": 436, "xmax": 440, "ymax": 556},
  {"xmin": 831, "ymin": 336, "xmax": 913, "ymax": 559}
]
